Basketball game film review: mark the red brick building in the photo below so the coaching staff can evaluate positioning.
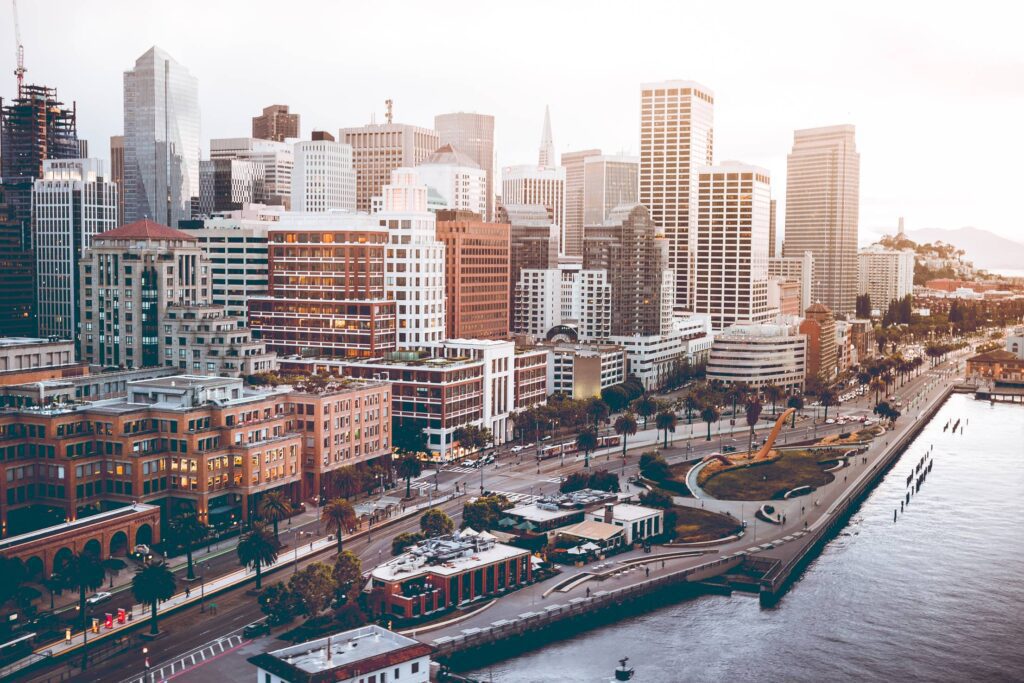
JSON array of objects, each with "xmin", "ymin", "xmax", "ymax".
[{"xmin": 436, "ymin": 210, "xmax": 510, "ymax": 339}]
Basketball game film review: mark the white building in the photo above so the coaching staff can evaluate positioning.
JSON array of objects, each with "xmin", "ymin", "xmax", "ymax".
[
  {"xmin": 587, "ymin": 503, "xmax": 663, "ymax": 544},
  {"xmin": 502, "ymin": 165, "xmax": 566, "ymax": 252},
  {"xmin": 583, "ymin": 154, "xmax": 640, "ymax": 225},
  {"xmin": 544, "ymin": 342, "xmax": 626, "ymax": 398},
  {"xmin": 707, "ymin": 322, "xmax": 806, "ymax": 391},
  {"xmin": 513, "ymin": 263, "xmax": 611, "ymax": 342},
  {"xmin": 692, "ymin": 162, "xmax": 775, "ymax": 331},
  {"xmin": 435, "ymin": 112, "xmax": 496, "ymax": 220},
  {"xmin": 1006, "ymin": 329, "xmax": 1024, "ymax": 360},
  {"xmin": 379, "ymin": 168, "xmax": 446, "ymax": 348},
  {"xmin": 437, "ymin": 339, "xmax": 514, "ymax": 443},
  {"xmin": 415, "ymin": 144, "xmax": 487, "ymax": 216},
  {"xmin": 32, "ymin": 158, "xmax": 118, "ymax": 341},
  {"xmin": 769, "ymin": 251, "xmax": 815, "ymax": 313},
  {"xmin": 858, "ymin": 244, "xmax": 915, "ymax": 308},
  {"xmin": 249, "ymin": 625, "xmax": 430, "ymax": 683},
  {"xmin": 210, "ymin": 137, "xmax": 293, "ymax": 208},
  {"xmin": 608, "ymin": 314, "xmax": 714, "ymax": 390},
  {"xmin": 291, "ymin": 136, "xmax": 357, "ymax": 212},
  {"xmin": 640, "ymin": 80, "xmax": 715, "ymax": 312}
]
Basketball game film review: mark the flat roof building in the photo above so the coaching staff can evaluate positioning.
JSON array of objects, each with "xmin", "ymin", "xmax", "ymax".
[{"xmin": 707, "ymin": 322, "xmax": 806, "ymax": 391}]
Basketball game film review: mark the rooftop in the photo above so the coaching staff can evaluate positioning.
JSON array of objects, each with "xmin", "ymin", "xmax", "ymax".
[
  {"xmin": 94, "ymin": 219, "xmax": 197, "ymax": 242},
  {"xmin": 0, "ymin": 503, "xmax": 160, "ymax": 552},
  {"xmin": 558, "ymin": 520, "xmax": 625, "ymax": 542},
  {"xmin": 371, "ymin": 531, "xmax": 526, "ymax": 582},
  {"xmin": 0, "ymin": 337, "xmax": 72, "ymax": 348},
  {"xmin": 248, "ymin": 625, "xmax": 430, "ymax": 680},
  {"xmin": 422, "ymin": 143, "xmax": 480, "ymax": 169},
  {"xmin": 603, "ymin": 503, "xmax": 662, "ymax": 522}
]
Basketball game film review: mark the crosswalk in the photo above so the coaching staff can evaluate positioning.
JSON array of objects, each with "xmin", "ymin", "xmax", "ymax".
[
  {"xmin": 408, "ymin": 480, "xmax": 434, "ymax": 492},
  {"xmin": 544, "ymin": 476, "xmax": 564, "ymax": 484},
  {"xmin": 490, "ymin": 490, "xmax": 541, "ymax": 505},
  {"xmin": 445, "ymin": 466, "xmax": 478, "ymax": 474},
  {"xmin": 122, "ymin": 634, "xmax": 243, "ymax": 683}
]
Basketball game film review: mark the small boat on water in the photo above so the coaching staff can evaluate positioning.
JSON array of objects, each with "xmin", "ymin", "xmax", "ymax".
[{"xmin": 615, "ymin": 657, "xmax": 635, "ymax": 681}]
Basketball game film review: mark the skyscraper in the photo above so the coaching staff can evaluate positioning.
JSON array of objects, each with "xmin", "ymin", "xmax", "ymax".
[
  {"xmin": 436, "ymin": 209, "xmax": 510, "ymax": 339},
  {"xmin": 0, "ymin": 186, "xmax": 35, "ymax": 336},
  {"xmin": 692, "ymin": 162, "xmax": 774, "ymax": 331},
  {"xmin": 501, "ymin": 166, "xmax": 565, "ymax": 252},
  {"xmin": 639, "ymin": 80, "xmax": 714, "ymax": 312},
  {"xmin": 291, "ymin": 132, "xmax": 357, "ymax": 212},
  {"xmin": 123, "ymin": 46, "xmax": 200, "ymax": 227},
  {"xmin": 210, "ymin": 137, "xmax": 294, "ymax": 208},
  {"xmin": 502, "ymin": 204, "xmax": 560, "ymax": 329},
  {"xmin": 538, "ymin": 105, "xmax": 555, "ymax": 169},
  {"xmin": 252, "ymin": 104, "xmax": 299, "ymax": 142},
  {"xmin": 110, "ymin": 135, "xmax": 125, "ymax": 225},
  {"xmin": 782, "ymin": 125, "xmax": 860, "ymax": 316},
  {"xmin": 583, "ymin": 155, "xmax": 640, "ymax": 225},
  {"xmin": 32, "ymin": 159, "xmax": 117, "ymax": 341},
  {"xmin": 768, "ymin": 198, "xmax": 777, "ymax": 258},
  {"xmin": 561, "ymin": 148, "xmax": 601, "ymax": 258},
  {"xmin": 434, "ymin": 112, "xmax": 495, "ymax": 220},
  {"xmin": 197, "ymin": 158, "xmax": 265, "ymax": 216},
  {"xmin": 339, "ymin": 120, "xmax": 439, "ymax": 213}
]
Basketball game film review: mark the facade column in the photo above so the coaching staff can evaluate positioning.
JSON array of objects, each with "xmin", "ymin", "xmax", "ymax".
[
  {"xmin": 239, "ymin": 492, "xmax": 249, "ymax": 524},
  {"xmin": 457, "ymin": 573, "xmax": 464, "ymax": 604}
]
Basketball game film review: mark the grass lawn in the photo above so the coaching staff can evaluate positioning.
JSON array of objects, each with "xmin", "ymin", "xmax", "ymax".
[
  {"xmin": 701, "ymin": 449, "xmax": 835, "ymax": 501},
  {"xmin": 672, "ymin": 506, "xmax": 743, "ymax": 542}
]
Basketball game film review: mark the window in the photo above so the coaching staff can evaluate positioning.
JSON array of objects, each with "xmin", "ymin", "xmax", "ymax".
[{"xmin": 411, "ymin": 662, "xmax": 420, "ymax": 673}]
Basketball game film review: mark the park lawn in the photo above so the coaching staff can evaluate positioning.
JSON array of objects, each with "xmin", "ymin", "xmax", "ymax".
[
  {"xmin": 672, "ymin": 506, "xmax": 743, "ymax": 542},
  {"xmin": 701, "ymin": 449, "xmax": 835, "ymax": 501}
]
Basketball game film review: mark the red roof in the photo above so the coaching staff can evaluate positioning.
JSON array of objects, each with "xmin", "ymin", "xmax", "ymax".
[{"xmin": 94, "ymin": 219, "xmax": 197, "ymax": 242}]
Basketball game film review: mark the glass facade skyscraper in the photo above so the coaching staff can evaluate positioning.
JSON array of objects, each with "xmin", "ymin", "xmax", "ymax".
[{"xmin": 123, "ymin": 46, "xmax": 200, "ymax": 227}]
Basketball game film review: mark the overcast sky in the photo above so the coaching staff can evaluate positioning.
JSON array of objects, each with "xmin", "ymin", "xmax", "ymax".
[{"xmin": 4, "ymin": 0, "xmax": 1022, "ymax": 243}]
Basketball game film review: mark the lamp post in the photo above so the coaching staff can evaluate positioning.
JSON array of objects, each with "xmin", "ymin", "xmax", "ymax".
[{"xmin": 200, "ymin": 562, "xmax": 206, "ymax": 613}]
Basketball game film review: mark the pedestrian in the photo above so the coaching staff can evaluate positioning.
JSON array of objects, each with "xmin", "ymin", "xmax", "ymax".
[
  {"xmin": 645, "ymin": 567, "xmax": 650, "ymax": 578},
  {"xmin": 185, "ymin": 587, "xmax": 190, "ymax": 598},
  {"xmin": 586, "ymin": 587, "xmax": 590, "ymax": 597},
  {"xmin": 661, "ymin": 560, "xmax": 665, "ymax": 569}
]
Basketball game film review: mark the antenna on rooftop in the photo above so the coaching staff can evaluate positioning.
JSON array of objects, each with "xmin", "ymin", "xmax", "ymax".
[
  {"xmin": 12, "ymin": 0, "xmax": 27, "ymax": 97},
  {"xmin": 385, "ymin": 99, "xmax": 393, "ymax": 125}
]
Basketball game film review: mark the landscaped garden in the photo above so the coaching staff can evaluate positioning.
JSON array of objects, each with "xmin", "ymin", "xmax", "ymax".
[
  {"xmin": 671, "ymin": 505, "xmax": 743, "ymax": 543},
  {"xmin": 699, "ymin": 449, "xmax": 837, "ymax": 501}
]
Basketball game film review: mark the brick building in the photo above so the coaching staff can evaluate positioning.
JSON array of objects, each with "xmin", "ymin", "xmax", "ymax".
[{"xmin": 436, "ymin": 210, "xmax": 510, "ymax": 339}]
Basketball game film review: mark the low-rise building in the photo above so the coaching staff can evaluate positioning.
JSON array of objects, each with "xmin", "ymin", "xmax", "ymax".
[
  {"xmin": 367, "ymin": 531, "xmax": 532, "ymax": 621},
  {"xmin": 513, "ymin": 346, "xmax": 548, "ymax": 410},
  {"xmin": 164, "ymin": 304, "xmax": 277, "ymax": 377},
  {"xmin": 0, "ymin": 337, "xmax": 85, "ymax": 386},
  {"xmin": 966, "ymin": 349, "xmax": 1024, "ymax": 385},
  {"xmin": 543, "ymin": 342, "xmax": 626, "ymax": 399},
  {"xmin": 799, "ymin": 303, "xmax": 838, "ymax": 382},
  {"xmin": 586, "ymin": 502, "xmax": 663, "ymax": 544},
  {"xmin": 503, "ymin": 488, "xmax": 619, "ymax": 535},
  {"xmin": 707, "ymin": 323, "xmax": 806, "ymax": 391},
  {"xmin": 249, "ymin": 625, "xmax": 431, "ymax": 683}
]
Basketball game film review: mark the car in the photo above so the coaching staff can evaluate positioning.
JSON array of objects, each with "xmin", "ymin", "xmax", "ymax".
[
  {"xmin": 460, "ymin": 459, "xmax": 478, "ymax": 467},
  {"xmin": 85, "ymin": 592, "xmax": 112, "ymax": 606},
  {"xmin": 133, "ymin": 544, "xmax": 151, "ymax": 556},
  {"xmin": 863, "ymin": 419, "xmax": 875, "ymax": 426},
  {"xmin": 825, "ymin": 418, "xmax": 836, "ymax": 424},
  {"xmin": 243, "ymin": 620, "xmax": 271, "ymax": 638},
  {"xmin": 509, "ymin": 445, "xmax": 525, "ymax": 453},
  {"xmin": 722, "ymin": 445, "xmax": 737, "ymax": 453}
]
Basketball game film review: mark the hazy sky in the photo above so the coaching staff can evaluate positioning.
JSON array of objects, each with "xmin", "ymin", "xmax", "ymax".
[{"xmin": 4, "ymin": 0, "xmax": 1022, "ymax": 243}]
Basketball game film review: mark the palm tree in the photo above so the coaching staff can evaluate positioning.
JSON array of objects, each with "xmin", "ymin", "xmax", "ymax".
[
  {"xmin": 745, "ymin": 398, "xmax": 763, "ymax": 454},
  {"xmin": 683, "ymin": 394, "xmax": 700, "ymax": 424},
  {"xmin": 655, "ymin": 411, "xmax": 677, "ymax": 449},
  {"xmin": 56, "ymin": 550, "xmax": 105, "ymax": 664},
  {"xmin": 869, "ymin": 377, "xmax": 886, "ymax": 405},
  {"xmin": 787, "ymin": 394, "xmax": 804, "ymax": 428},
  {"xmin": 168, "ymin": 513, "xmax": 207, "ymax": 580},
  {"xmin": 396, "ymin": 454, "xmax": 423, "ymax": 498},
  {"xmin": 700, "ymin": 404, "xmax": 720, "ymax": 441},
  {"xmin": 322, "ymin": 498, "xmax": 357, "ymax": 553},
  {"xmin": 819, "ymin": 388, "xmax": 838, "ymax": 422},
  {"xmin": 576, "ymin": 427, "xmax": 598, "ymax": 469},
  {"xmin": 586, "ymin": 398, "xmax": 610, "ymax": 427},
  {"xmin": 258, "ymin": 491, "xmax": 292, "ymax": 545},
  {"xmin": 331, "ymin": 466, "xmax": 363, "ymax": 500},
  {"xmin": 236, "ymin": 524, "xmax": 278, "ymax": 590},
  {"xmin": 131, "ymin": 561, "xmax": 176, "ymax": 636},
  {"xmin": 632, "ymin": 394, "xmax": 658, "ymax": 429},
  {"xmin": 613, "ymin": 413, "xmax": 638, "ymax": 459},
  {"xmin": 724, "ymin": 382, "xmax": 750, "ymax": 420},
  {"xmin": 763, "ymin": 384, "xmax": 784, "ymax": 416}
]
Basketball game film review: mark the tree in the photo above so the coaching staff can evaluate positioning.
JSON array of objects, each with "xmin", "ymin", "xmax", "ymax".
[
  {"xmin": 576, "ymin": 426, "xmax": 599, "ymax": 468},
  {"xmin": 131, "ymin": 561, "xmax": 176, "ymax": 636},
  {"xmin": 331, "ymin": 466, "xmax": 363, "ymax": 500},
  {"xmin": 419, "ymin": 508, "xmax": 454, "ymax": 538},
  {"xmin": 588, "ymin": 469, "xmax": 620, "ymax": 493},
  {"xmin": 289, "ymin": 562, "xmax": 336, "ymax": 617},
  {"xmin": 613, "ymin": 413, "xmax": 638, "ymax": 459},
  {"xmin": 237, "ymin": 524, "xmax": 279, "ymax": 590},
  {"xmin": 601, "ymin": 384, "xmax": 631, "ymax": 412},
  {"xmin": 453, "ymin": 424, "xmax": 494, "ymax": 453},
  {"xmin": 258, "ymin": 491, "xmax": 293, "ymax": 545},
  {"xmin": 586, "ymin": 398, "xmax": 611, "ymax": 427},
  {"xmin": 874, "ymin": 401, "xmax": 902, "ymax": 425},
  {"xmin": 332, "ymin": 551, "xmax": 362, "ymax": 606},
  {"xmin": 396, "ymin": 454, "xmax": 423, "ymax": 498},
  {"xmin": 332, "ymin": 603, "xmax": 368, "ymax": 630},
  {"xmin": 724, "ymin": 383, "xmax": 750, "ymax": 420},
  {"xmin": 167, "ymin": 514, "xmax": 207, "ymax": 581},
  {"xmin": 869, "ymin": 377, "xmax": 886, "ymax": 405},
  {"xmin": 786, "ymin": 394, "xmax": 804, "ymax": 428},
  {"xmin": 745, "ymin": 398, "xmax": 763, "ymax": 454},
  {"xmin": 632, "ymin": 394, "xmax": 658, "ymax": 429},
  {"xmin": 56, "ymin": 550, "xmax": 105, "ymax": 658},
  {"xmin": 322, "ymin": 499, "xmax": 357, "ymax": 554},
  {"xmin": 856, "ymin": 293, "xmax": 872, "ymax": 319},
  {"xmin": 819, "ymin": 388, "xmax": 838, "ymax": 422},
  {"xmin": 655, "ymin": 410, "xmax": 677, "ymax": 448},
  {"xmin": 392, "ymin": 420, "xmax": 428, "ymax": 455},
  {"xmin": 700, "ymin": 404, "xmax": 720, "ymax": 441},
  {"xmin": 258, "ymin": 582, "xmax": 300, "ymax": 625},
  {"xmin": 683, "ymin": 394, "xmax": 701, "ymax": 424},
  {"xmin": 392, "ymin": 532, "xmax": 424, "ymax": 556},
  {"xmin": 638, "ymin": 488, "xmax": 673, "ymax": 509},
  {"xmin": 461, "ymin": 494, "xmax": 512, "ymax": 530},
  {"xmin": 559, "ymin": 471, "xmax": 590, "ymax": 493},
  {"xmin": 0, "ymin": 557, "xmax": 28, "ymax": 607},
  {"xmin": 763, "ymin": 384, "xmax": 784, "ymax": 416}
]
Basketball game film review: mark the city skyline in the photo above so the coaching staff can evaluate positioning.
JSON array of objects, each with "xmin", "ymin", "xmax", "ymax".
[{"xmin": 0, "ymin": 1, "xmax": 1019, "ymax": 242}]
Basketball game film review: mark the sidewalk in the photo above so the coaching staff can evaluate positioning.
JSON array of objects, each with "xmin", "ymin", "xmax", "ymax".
[{"xmin": 1, "ymin": 492, "xmax": 457, "ymax": 679}]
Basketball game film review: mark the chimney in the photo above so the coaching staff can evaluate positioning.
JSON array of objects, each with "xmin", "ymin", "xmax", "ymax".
[
  {"xmin": 325, "ymin": 635, "xmax": 332, "ymax": 666},
  {"xmin": 603, "ymin": 503, "xmax": 614, "ymax": 524}
]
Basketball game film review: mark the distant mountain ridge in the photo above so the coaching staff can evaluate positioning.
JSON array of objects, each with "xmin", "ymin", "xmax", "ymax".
[{"xmin": 905, "ymin": 227, "xmax": 1024, "ymax": 271}]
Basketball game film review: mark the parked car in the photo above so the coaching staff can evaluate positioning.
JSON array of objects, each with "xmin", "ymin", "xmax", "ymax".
[
  {"xmin": 460, "ymin": 459, "xmax": 478, "ymax": 467},
  {"xmin": 509, "ymin": 445, "xmax": 525, "ymax": 453},
  {"xmin": 85, "ymin": 592, "xmax": 112, "ymax": 606},
  {"xmin": 243, "ymin": 620, "xmax": 270, "ymax": 638},
  {"xmin": 722, "ymin": 445, "xmax": 737, "ymax": 453}
]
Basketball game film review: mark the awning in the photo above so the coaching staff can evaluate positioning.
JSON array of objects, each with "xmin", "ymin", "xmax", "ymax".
[{"xmin": 207, "ymin": 505, "xmax": 239, "ymax": 516}]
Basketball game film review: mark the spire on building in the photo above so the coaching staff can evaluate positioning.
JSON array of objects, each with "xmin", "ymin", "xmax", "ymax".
[
  {"xmin": 539, "ymin": 105, "xmax": 554, "ymax": 168},
  {"xmin": 898, "ymin": 216, "xmax": 905, "ymax": 235}
]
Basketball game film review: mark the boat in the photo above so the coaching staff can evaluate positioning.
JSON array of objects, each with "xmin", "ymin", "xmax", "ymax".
[{"xmin": 615, "ymin": 657, "xmax": 635, "ymax": 681}]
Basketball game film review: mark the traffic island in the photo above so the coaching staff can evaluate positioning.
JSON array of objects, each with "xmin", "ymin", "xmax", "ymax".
[{"xmin": 700, "ymin": 450, "xmax": 835, "ymax": 501}]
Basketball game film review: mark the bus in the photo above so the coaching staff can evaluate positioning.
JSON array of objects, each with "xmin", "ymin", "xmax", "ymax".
[{"xmin": 0, "ymin": 633, "xmax": 36, "ymax": 667}]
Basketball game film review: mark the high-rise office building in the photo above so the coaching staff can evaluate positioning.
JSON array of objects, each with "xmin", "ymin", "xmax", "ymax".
[
  {"xmin": 561, "ymin": 148, "xmax": 601, "ymax": 258},
  {"xmin": 123, "ymin": 47, "xmax": 200, "ymax": 227},
  {"xmin": 538, "ymin": 105, "xmax": 555, "ymax": 169},
  {"xmin": 416, "ymin": 145, "xmax": 487, "ymax": 217},
  {"xmin": 197, "ymin": 158, "xmax": 264, "ymax": 216},
  {"xmin": 692, "ymin": 163, "xmax": 774, "ymax": 331},
  {"xmin": 769, "ymin": 251, "xmax": 815, "ymax": 313},
  {"xmin": 110, "ymin": 135, "xmax": 125, "ymax": 226},
  {"xmin": 514, "ymin": 263, "xmax": 611, "ymax": 341},
  {"xmin": 210, "ymin": 137, "xmax": 293, "ymax": 208},
  {"xmin": 291, "ymin": 132, "xmax": 357, "ymax": 212},
  {"xmin": 501, "ymin": 204, "xmax": 560, "ymax": 328},
  {"xmin": 768, "ymin": 198, "xmax": 777, "ymax": 258},
  {"xmin": 501, "ymin": 166, "xmax": 565, "ymax": 252},
  {"xmin": 434, "ymin": 112, "xmax": 495, "ymax": 220},
  {"xmin": 583, "ymin": 204, "xmax": 672, "ymax": 337},
  {"xmin": 32, "ymin": 159, "xmax": 117, "ymax": 341},
  {"xmin": 436, "ymin": 210, "xmax": 510, "ymax": 339},
  {"xmin": 0, "ymin": 186, "xmax": 35, "ymax": 336},
  {"xmin": 378, "ymin": 169, "xmax": 446, "ymax": 348},
  {"xmin": 339, "ymin": 120, "xmax": 439, "ymax": 213},
  {"xmin": 583, "ymin": 155, "xmax": 640, "ymax": 225},
  {"xmin": 252, "ymin": 104, "xmax": 299, "ymax": 142},
  {"xmin": 639, "ymin": 80, "xmax": 714, "ymax": 312},
  {"xmin": 782, "ymin": 125, "xmax": 860, "ymax": 316}
]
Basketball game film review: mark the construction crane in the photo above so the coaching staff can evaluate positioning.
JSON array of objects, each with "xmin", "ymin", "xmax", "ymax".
[{"xmin": 12, "ymin": 0, "xmax": 26, "ymax": 96}]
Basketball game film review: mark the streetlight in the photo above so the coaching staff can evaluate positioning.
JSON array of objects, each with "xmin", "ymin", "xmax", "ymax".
[{"xmin": 200, "ymin": 562, "xmax": 206, "ymax": 613}]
